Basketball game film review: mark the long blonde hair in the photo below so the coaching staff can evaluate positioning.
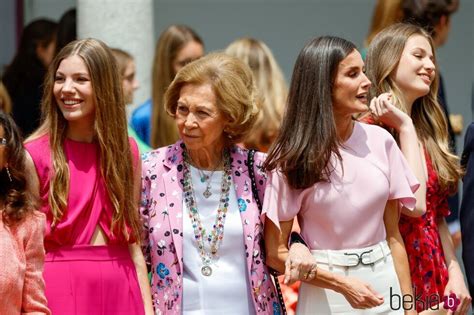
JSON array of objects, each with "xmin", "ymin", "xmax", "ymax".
[
  {"xmin": 28, "ymin": 39, "xmax": 141, "ymax": 240},
  {"xmin": 150, "ymin": 25, "xmax": 203, "ymax": 148},
  {"xmin": 365, "ymin": 0, "xmax": 404, "ymax": 46},
  {"xmin": 366, "ymin": 23, "xmax": 461, "ymax": 192},
  {"xmin": 226, "ymin": 38, "xmax": 287, "ymax": 151}
]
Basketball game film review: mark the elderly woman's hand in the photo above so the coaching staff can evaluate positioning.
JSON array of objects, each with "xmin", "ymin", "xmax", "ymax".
[{"xmin": 284, "ymin": 242, "xmax": 317, "ymax": 285}]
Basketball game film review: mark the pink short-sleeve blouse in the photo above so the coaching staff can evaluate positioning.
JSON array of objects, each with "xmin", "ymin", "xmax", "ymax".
[{"xmin": 263, "ymin": 122, "xmax": 419, "ymax": 250}]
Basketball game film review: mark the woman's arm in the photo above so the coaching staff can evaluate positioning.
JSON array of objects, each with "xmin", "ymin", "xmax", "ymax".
[
  {"xmin": 438, "ymin": 217, "xmax": 471, "ymax": 314},
  {"xmin": 129, "ymin": 244, "xmax": 154, "ymax": 315},
  {"xmin": 383, "ymin": 199, "xmax": 415, "ymax": 314},
  {"xmin": 130, "ymin": 156, "xmax": 154, "ymax": 315},
  {"xmin": 24, "ymin": 151, "xmax": 40, "ymax": 198},
  {"xmin": 264, "ymin": 218, "xmax": 384, "ymax": 309},
  {"xmin": 22, "ymin": 214, "xmax": 51, "ymax": 315},
  {"xmin": 370, "ymin": 94, "xmax": 427, "ymax": 217}
]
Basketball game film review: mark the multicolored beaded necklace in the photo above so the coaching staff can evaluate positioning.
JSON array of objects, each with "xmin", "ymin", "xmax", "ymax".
[{"xmin": 183, "ymin": 149, "xmax": 232, "ymax": 276}]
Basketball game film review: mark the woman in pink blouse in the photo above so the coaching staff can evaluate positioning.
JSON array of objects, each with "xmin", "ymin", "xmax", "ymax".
[
  {"xmin": 263, "ymin": 36, "xmax": 419, "ymax": 314},
  {"xmin": 0, "ymin": 112, "xmax": 49, "ymax": 315}
]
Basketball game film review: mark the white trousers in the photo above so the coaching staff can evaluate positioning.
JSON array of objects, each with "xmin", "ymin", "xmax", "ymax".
[{"xmin": 297, "ymin": 241, "xmax": 404, "ymax": 315}]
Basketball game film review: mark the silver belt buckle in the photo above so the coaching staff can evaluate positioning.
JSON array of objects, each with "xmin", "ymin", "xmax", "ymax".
[{"xmin": 343, "ymin": 249, "xmax": 374, "ymax": 267}]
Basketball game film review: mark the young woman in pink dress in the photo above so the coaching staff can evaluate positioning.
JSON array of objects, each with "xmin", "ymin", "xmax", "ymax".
[
  {"xmin": 24, "ymin": 39, "xmax": 153, "ymax": 315},
  {"xmin": 263, "ymin": 36, "xmax": 419, "ymax": 314},
  {"xmin": 0, "ymin": 112, "xmax": 49, "ymax": 315},
  {"xmin": 365, "ymin": 23, "xmax": 471, "ymax": 313}
]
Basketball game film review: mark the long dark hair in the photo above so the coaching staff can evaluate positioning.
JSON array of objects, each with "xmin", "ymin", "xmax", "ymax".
[
  {"xmin": 402, "ymin": 0, "xmax": 459, "ymax": 37},
  {"xmin": 2, "ymin": 19, "xmax": 58, "ymax": 91},
  {"xmin": 55, "ymin": 9, "xmax": 77, "ymax": 55},
  {"xmin": 0, "ymin": 112, "xmax": 36, "ymax": 225},
  {"xmin": 264, "ymin": 36, "xmax": 356, "ymax": 189}
]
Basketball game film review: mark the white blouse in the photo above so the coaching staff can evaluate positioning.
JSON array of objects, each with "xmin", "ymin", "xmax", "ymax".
[{"xmin": 182, "ymin": 166, "xmax": 255, "ymax": 314}]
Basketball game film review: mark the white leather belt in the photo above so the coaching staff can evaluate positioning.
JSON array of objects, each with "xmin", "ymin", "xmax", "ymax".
[{"xmin": 310, "ymin": 241, "xmax": 390, "ymax": 268}]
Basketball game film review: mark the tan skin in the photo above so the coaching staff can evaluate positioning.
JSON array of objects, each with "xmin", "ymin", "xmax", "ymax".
[
  {"xmin": 266, "ymin": 49, "xmax": 414, "ymax": 311},
  {"xmin": 174, "ymin": 83, "xmax": 229, "ymax": 169}
]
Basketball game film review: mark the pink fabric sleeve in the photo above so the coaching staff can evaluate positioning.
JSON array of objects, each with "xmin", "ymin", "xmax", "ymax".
[
  {"xmin": 387, "ymin": 138, "xmax": 420, "ymax": 211},
  {"xmin": 262, "ymin": 170, "xmax": 302, "ymax": 229},
  {"xmin": 22, "ymin": 212, "xmax": 51, "ymax": 315}
]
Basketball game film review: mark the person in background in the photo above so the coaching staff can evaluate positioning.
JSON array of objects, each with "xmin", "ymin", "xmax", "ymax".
[
  {"xmin": 264, "ymin": 35, "xmax": 418, "ymax": 314},
  {"xmin": 362, "ymin": 0, "xmax": 404, "ymax": 59},
  {"xmin": 403, "ymin": 0, "xmax": 462, "ymax": 248},
  {"xmin": 226, "ymin": 37, "xmax": 299, "ymax": 314},
  {"xmin": 2, "ymin": 19, "xmax": 58, "ymax": 136},
  {"xmin": 0, "ymin": 112, "xmax": 50, "ymax": 315},
  {"xmin": 366, "ymin": 23, "xmax": 470, "ymax": 313},
  {"xmin": 24, "ymin": 38, "xmax": 153, "ymax": 315},
  {"xmin": 55, "ymin": 8, "xmax": 77, "ymax": 56},
  {"xmin": 130, "ymin": 24, "xmax": 204, "ymax": 147},
  {"xmin": 460, "ymin": 85, "xmax": 474, "ymax": 304},
  {"xmin": 461, "ymin": 121, "xmax": 474, "ymax": 307},
  {"xmin": 111, "ymin": 48, "xmax": 151, "ymax": 153},
  {"xmin": 225, "ymin": 37, "xmax": 287, "ymax": 152}
]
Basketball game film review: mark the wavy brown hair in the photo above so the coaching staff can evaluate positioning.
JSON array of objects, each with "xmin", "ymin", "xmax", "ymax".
[
  {"xmin": 0, "ymin": 112, "xmax": 36, "ymax": 225},
  {"xmin": 165, "ymin": 53, "xmax": 259, "ymax": 145},
  {"xmin": 150, "ymin": 25, "xmax": 203, "ymax": 148},
  {"xmin": 28, "ymin": 39, "xmax": 141, "ymax": 241},
  {"xmin": 366, "ymin": 23, "xmax": 461, "ymax": 192},
  {"xmin": 264, "ymin": 36, "xmax": 356, "ymax": 189}
]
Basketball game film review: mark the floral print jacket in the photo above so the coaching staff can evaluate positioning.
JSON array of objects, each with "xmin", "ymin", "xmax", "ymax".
[{"xmin": 140, "ymin": 141, "xmax": 280, "ymax": 315}]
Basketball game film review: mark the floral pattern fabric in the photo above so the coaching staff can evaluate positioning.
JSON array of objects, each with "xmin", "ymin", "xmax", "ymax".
[
  {"xmin": 399, "ymin": 151, "xmax": 450, "ymax": 313},
  {"xmin": 140, "ymin": 141, "xmax": 280, "ymax": 314}
]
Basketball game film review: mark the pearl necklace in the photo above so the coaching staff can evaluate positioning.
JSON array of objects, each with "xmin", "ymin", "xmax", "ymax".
[{"xmin": 183, "ymin": 149, "xmax": 232, "ymax": 276}]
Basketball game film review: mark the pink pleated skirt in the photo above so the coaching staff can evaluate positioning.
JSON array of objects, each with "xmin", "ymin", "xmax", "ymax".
[{"xmin": 44, "ymin": 244, "xmax": 145, "ymax": 315}]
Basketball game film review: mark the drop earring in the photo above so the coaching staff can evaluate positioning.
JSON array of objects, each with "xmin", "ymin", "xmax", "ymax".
[{"xmin": 6, "ymin": 166, "xmax": 12, "ymax": 182}]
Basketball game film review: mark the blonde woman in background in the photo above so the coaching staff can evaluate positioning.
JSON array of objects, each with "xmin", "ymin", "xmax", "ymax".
[
  {"xmin": 226, "ymin": 37, "xmax": 287, "ymax": 152},
  {"xmin": 225, "ymin": 37, "xmax": 296, "ymax": 313},
  {"xmin": 362, "ymin": 0, "xmax": 404, "ymax": 59},
  {"xmin": 130, "ymin": 25, "xmax": 204, "ymax": 147}
]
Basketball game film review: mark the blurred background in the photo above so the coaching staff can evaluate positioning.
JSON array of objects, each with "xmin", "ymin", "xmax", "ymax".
[{"xmin": 1, "ymin": 0, "xmax": 472, "ymax": 152}]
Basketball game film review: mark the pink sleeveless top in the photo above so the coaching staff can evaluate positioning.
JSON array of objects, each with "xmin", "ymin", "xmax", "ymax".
[{"xmin": 25, "ymin": 135, "xmax": 139, "ymax": 251}]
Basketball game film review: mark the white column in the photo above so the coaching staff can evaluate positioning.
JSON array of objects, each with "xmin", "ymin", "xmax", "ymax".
[{"xmin": 77, "ymin": 0, "xmax": 154, "ymax": 112}]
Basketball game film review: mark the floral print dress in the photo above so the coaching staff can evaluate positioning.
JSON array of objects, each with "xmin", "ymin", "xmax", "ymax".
[{"xmin": 399, "ymin": 151, "xmax": 450, "ymax": 312}]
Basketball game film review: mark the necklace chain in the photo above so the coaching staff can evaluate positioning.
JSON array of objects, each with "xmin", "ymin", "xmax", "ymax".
[
  {"xmin": 187, "ymin": 152, "xmax": 224, "ymax": 198},
  {"xmin": 183, "ymin": 149, "xmax": 232, "ymax": 275}
]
